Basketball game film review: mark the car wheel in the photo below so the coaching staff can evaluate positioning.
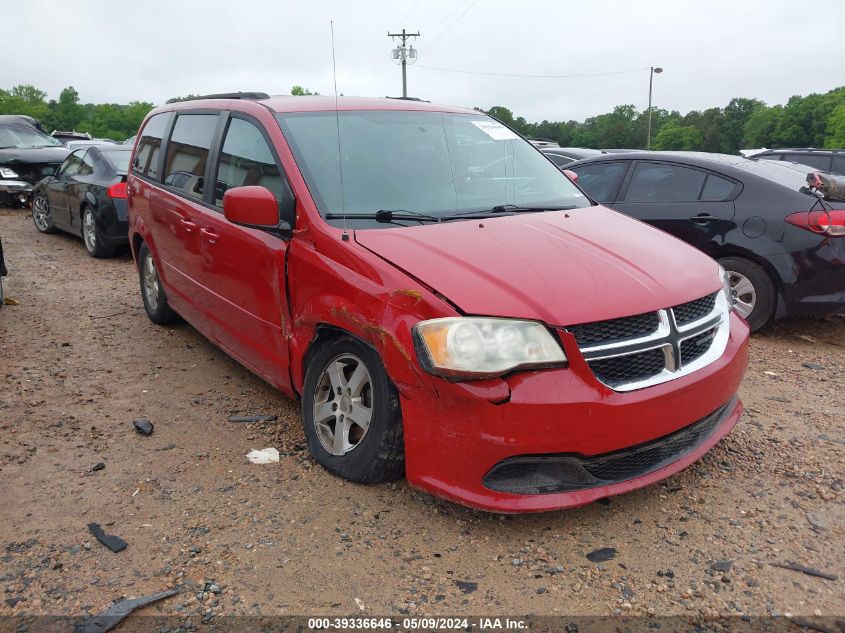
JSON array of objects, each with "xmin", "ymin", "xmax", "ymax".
[
  {"xmin": 301, "ymin": 335, "xmax": 405, "ymax": 483},
  {"xmin": 138, "ymin": 241, "xmax": 178, "ymax": 324},
  {"xmin": 718, "ymin": 256, "xmax": 776, "ymax": 332},
  {"xmin": 81, "ymin": 207, "xmax": 115, "ymax": 258},
  {"xmin": 32, "ymin": 194, "xmax": 57, "ymax": 234}
]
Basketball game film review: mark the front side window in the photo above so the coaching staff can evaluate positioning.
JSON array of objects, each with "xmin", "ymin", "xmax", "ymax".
[
  {"xmin": 276, "ymin": 111, "xmax": 589, "ymax": 226},
  {"xmin": 214, "ymin": 117, "xmax": 291, "ymax": 211},
  {"xmin": 133, "ymin": 112, "xmax": 172, "ymax": 180},
  {"xmin": 163, "ymin": 114, "xmax": 218, "ymax": 200},
  {"xmin": 624, "ymin": 162, "xmax": 706, "ymax": 203},
  {"xmin": 569, "ymin": 161, "xmax": 627, "ymax": 202}
]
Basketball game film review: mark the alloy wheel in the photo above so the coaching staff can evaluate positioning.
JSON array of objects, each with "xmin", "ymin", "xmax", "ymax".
[
  {"xmin": 312, "ymin": 353, "xmax": 374, "ymax": 455},
  {"xmin": 32, "ymin": 196, "xmax": 50, "ymax": 232},
  {"xmin": 728, "ymin": 270, "xmax": 756, "ymax": 319},
  {"xmin": 83, "ymin": 210, "xmax": 97, "ymax": 253},
  {"xmin": 142, "ymin": 253, "xmax": 161, "ymax": 312}
]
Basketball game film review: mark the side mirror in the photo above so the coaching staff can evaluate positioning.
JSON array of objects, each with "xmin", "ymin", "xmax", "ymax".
[
  {"xmin": 42, "ymin": 166, "xmax": 56, "ymax": 177},
  {"xmin": 562, "ymin": 169, "xmax": 578, "ymax": 183},
  {"xmin": 223, "ymin": 185, "xmax": 292, "ymax": 237}
]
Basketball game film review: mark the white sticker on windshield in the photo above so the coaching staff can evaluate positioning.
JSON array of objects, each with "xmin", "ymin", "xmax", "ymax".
[{"xmin": 470, "ymin": 120, "xmax": 519, "ymax": 140}]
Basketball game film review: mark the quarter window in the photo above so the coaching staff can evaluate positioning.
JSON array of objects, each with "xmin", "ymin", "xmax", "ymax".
[
  {"xmin": 163, "ymin": 114, "xmax": 219, "ymax": 200},
  {"xmin": 214, "ymin": 117, "xmax": 290, "ymax": 211},
  {"xmin": 624, "ymin": 163, "xmax": 706, "ymax": 203},
  {"xmin": 133, "ymin": 112, "xmax": 172, "ymax": 180},
  {"xmin": 700, "ymin": 174, "xmax": 735, "ymax": 201}
]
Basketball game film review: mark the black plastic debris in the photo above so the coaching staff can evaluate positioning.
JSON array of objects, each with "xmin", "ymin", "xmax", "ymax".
[
  {"xmin": 91, "ymin": 463, "xmax": 105, "ymax": 472},
  {"xmin": 772, "ymin": 562, "xmax": 837, "ymax": 581},
  {"xmin": 73, "ymin": 588, "xmax": 177, "ymax": 633},
  {"xmin": 133, "ymin": 419, "xmax": 154, "ymax": 436},
  {"xmin": 228, "ymin": 415, "xmax": 278, "ymax": 423},
  {"xmin": 88, "ymin": 523, "xmax": 127, "ymax": 553},
  {"xmin": 586, "ymin": 547, "xmax": 617, "ymax": 563},
  {"xmin": 453, "ymin": 580, "xmax": 478, "ymax": 594}
]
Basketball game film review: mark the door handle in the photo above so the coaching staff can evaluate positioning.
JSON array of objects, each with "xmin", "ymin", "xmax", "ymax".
[
  {"xmin": 179, "ymin": 217, "xmax": 197, "ymax": 232},
  {"xmin": 691, "ymin": 214, "xmax": 721, "ymax": 224},
  {"xmin": 199, "ymin": 227, "xmax": 219, "ymax": 244}
]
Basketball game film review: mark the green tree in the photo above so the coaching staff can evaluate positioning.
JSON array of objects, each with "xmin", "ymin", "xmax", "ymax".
[
  {"xmin": 825, "ymin": 103, "xmax": 845, "ymax": 147},
  {"xmin": 291, "ymin": 85, "xmax": 318, "ymax": 96},
  {"xmin": 653, "ymin": 124, "xmax": 703, "ymax": 151}
]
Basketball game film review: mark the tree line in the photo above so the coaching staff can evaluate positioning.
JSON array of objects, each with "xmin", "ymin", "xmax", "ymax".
[
  {"xmin": 486, "ymin": 85, "xmax": 845, "ymax": 153},
  {"xmin": 3, "ymin": 83, "xmax": 844, "ymax": 152}
]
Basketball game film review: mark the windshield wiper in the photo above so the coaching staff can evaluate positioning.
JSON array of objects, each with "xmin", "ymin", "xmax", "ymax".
[
  {"xmin": 444, "ymin": 204, "xmax": 576, "ymax": 220},
  {"xmin": 324, "ymin": 209, "xmax": 442, "ymax": 223}
]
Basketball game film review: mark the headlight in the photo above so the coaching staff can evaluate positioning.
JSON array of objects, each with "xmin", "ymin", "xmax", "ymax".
[
  {"xmin": 0, "ymin": 167, "xmax": 19, "ymax": 179},
  {"xmin": 414, "ymin": 317, "xmax": 567, "ymax": 379},
  {"xmin": 719, "ymin": 265, "xmax": 734, "ymax": 311}
]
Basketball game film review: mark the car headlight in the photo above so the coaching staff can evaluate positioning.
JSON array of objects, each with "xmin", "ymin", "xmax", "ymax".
[
  {"xmin": 413, "ymin": 317, "xmax": 567, "ymax": 379},
  {"xmin": 0, "ymin": 167, "xmax": 19, "ymax": 179},
  {"xmin": 719, "ymin": 265, "xmax": 734, "ymax": 311}
]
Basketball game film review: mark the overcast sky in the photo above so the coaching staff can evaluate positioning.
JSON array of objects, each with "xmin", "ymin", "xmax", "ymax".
[{"xmin": 4, "ymin": 0, "xmax": 843, "ymax": 122}]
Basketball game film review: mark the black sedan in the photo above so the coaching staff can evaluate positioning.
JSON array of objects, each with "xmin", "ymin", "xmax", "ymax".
[
  {"xmin": 541, "ymin": 147, "xmax": 606, "ymax": 167},
  {"xmin": 32, "ymin": 144, "xmax": 130, "ymax": 258},
  {"xmin": 566, "ymin": 152, "xmax": 845, "ymax": 331}
]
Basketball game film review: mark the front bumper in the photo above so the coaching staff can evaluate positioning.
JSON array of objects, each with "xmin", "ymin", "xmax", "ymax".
[
  {"xmin": 399, "ymin": 311, "xmax": 749, "ymax": 513},
  {"xmin": 0, "ymin": 180, "xmax": 33, "ymax": 206}
]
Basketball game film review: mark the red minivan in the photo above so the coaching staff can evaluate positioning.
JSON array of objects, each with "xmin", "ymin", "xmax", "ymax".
[{"xmin": 127, "ymin": 94, "xmax": 749, "ymax": 512}]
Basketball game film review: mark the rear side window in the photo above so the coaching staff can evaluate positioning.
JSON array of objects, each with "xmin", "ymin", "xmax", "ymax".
[
  {"xmin": 133, "ymin": 112, "xmax": 172, "ymax": 180},
  {"xmin": 59, "ymin": 150, "xmax": 86, "ymax": 177},
  {"xmin": 700, "ymin": 174, "xmax": 736, "ymax": 201},
  {"xmin": 163, "ymin": 114, "xmax": 218, "ymax": 200},
  {"xmin": 832, "ymin": 155, "xmax": 845, "ymax": 175},
  {"xmin": 570, "ymin": 162, "xmax": 627, "ymax": 202},
  {"xmin": 545, "ymin": 153, "xmax": 573, "ymax": 167},
  {"xmin": 624, "ymin": 163, "xmax": 706, "ymax": 203},
  {"xmin": 214, "ymin": 117, "xmax": 291, "ymax": 209},
  {"xmin": 78, "ymin": 150, "xmax": 95, "ymax": 176}
]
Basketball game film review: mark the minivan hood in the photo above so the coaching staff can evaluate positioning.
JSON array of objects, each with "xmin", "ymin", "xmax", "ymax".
[{"xmin": 354, "ymin": 206, "xmax": 722, "ymax": 326}]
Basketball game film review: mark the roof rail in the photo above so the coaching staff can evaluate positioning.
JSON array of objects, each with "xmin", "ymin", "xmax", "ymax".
[
  {"xmin": 386, "ymin": 96, "xmax": 430, "ymax": 102},
  {"xmin": 181, "ymin": 92, "xmax": 270, "ymax": 102}
]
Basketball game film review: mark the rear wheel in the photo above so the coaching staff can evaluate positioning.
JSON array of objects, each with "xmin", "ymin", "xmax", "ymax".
[
  {"xmin": 32, "ymin": 194, "xmax": 57, "ymax": 234},
  {"xmin": 138, "ymin": 242, "xmax": 178, "ymax": 324},
  {"xmin": 301, "ymin": 336, "xmax": 405, "ymax": 483},
  {"xmin": 82, "ymin": 207, "xmax": 115, "ymax": 258},
  {"xmin": 718, "ymin": 256, "xmax": 776, "ymax": 332}
]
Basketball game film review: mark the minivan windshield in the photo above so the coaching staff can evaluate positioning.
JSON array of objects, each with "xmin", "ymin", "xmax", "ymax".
[
  {"xmin": 276, "ymin": 111, "xmax": 590, "ymax": 226},
  {"xmin": 0, "ymin": 124, "xmax": 64, "ymax": 149}
]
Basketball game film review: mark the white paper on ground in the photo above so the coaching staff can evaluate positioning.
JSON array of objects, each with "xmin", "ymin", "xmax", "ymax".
[{"xmin": 246, "ymin": 447, "xmax": 280, "ymax": 464}]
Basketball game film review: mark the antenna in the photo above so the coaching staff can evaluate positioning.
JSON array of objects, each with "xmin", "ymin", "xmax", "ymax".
[{"xmin": 330, "ymin": 20, "xmax": 349, "ymax": 242}]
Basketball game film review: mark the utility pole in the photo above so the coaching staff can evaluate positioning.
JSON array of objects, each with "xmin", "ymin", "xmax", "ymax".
[
  {"xmin": 388, "ymin": 28, "xmax": 420, "ymax": 98},
  {"xmin": 646, "ymin": 66, "xmax": 663, "ymax": 150}
]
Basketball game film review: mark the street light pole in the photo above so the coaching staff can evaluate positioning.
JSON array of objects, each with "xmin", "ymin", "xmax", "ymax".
[{"xmin": 646, "ymin": 66, "xmax": 663, "ymax": 150}]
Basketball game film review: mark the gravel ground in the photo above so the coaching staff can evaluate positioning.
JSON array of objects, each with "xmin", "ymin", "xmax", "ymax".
[{"xmin": 1, "ymin": 207, "xmax": 843, "ymax": 624}]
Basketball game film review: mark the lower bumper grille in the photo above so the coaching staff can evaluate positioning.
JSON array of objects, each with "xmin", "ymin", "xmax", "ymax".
[{"xmin": 483, "ymin": 399, "xmax": 733, "ymax": 495}]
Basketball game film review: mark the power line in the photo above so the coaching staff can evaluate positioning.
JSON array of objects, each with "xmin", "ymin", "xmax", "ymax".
[
  {"xmin": 397, "ymin": 0, "xmax": 422, "ymax": 27},
  {"xmin": 421, "ymin": 0, "xmax": 477, "ymax": 52},
  {"xmin": 413, "ymin": 64, "xmax": 651, "ymax": 79},
  {"xmin": 423, "ymin": 0, "xmax": 474, "ymax": 37}
]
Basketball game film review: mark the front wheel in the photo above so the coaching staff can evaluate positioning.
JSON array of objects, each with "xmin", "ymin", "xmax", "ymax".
[
  {"xmin": 32, "ymin": 194, "xmax": 57, "ymax": 234},
  {"xmin": 301, "ymin": 336, "xmax": 405, "ymax": 483},
  {"xmin": 718, "ymin": 256, "xmax": 776, "ymax": 332},
  {"xmin": 138, "ymin": 241, "xmax": 178, "ymax": 324}
]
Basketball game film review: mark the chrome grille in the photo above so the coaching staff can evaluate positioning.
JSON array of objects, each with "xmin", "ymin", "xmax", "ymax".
[{"xmin": 566, "ymin": 291, "xmax": 730, "ymax": 392}]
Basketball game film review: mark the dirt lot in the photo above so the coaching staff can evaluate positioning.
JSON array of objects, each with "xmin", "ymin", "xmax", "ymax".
[{"xmin": 1, "ymin": 206, "xmax": 843, "ymax": 624}]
